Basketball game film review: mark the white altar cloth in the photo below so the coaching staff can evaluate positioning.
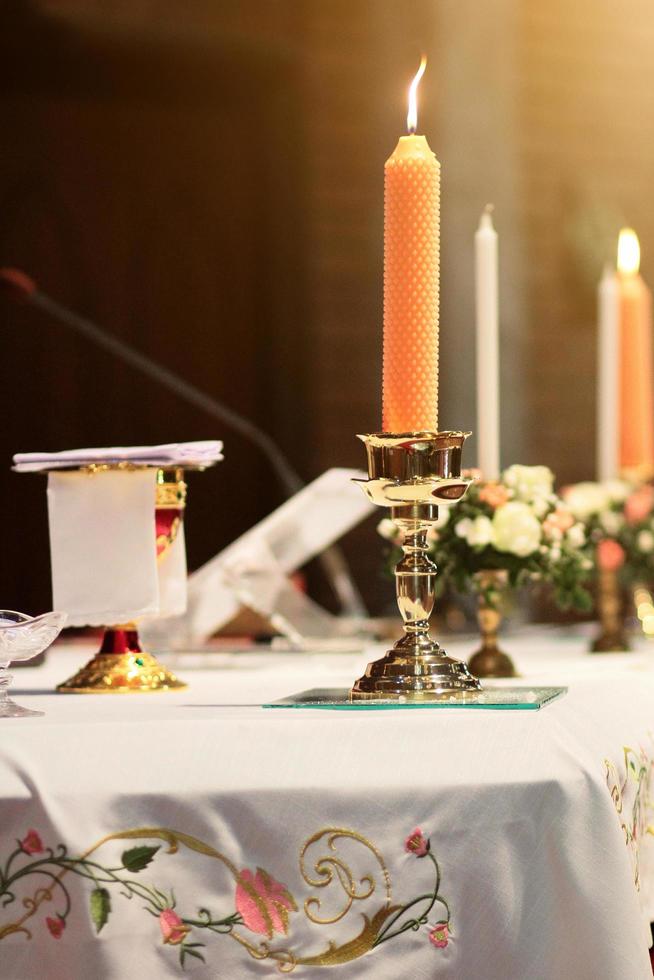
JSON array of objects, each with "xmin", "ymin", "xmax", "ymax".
[{"xmin": 1, "ymin": 630, "xmax": 654, "ymax": 979}]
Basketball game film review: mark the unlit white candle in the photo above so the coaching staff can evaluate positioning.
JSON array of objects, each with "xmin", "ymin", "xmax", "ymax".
[
  {"xmin": 597, "ymin": 263, "xmax": 619, "ymax": 481},
  {"xmin": 475, "ymin": 206, "xmax": 500, "ymax": 479}
]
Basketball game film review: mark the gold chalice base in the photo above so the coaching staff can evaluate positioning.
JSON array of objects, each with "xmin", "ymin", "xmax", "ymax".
[{"xmin": 57, "ymin": 650, "xmax": 186, "ymax": 693}]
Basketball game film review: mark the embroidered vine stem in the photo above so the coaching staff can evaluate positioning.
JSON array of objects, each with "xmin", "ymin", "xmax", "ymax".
[
  {"xmin": 373, "ymin": 852, "xmax": 448, "ymax": 946},
  {"xmin": 183, "ymin": 908, "xmax": 242, "ymax": 934},
  {"xmin": 0, "ymin": 827, "xmax": 240, "ymax": 938}
]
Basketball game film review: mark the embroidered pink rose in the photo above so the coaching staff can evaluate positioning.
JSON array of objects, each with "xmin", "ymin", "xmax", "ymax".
[
  {"xmin": 46, "ymin": 916, "xmax": 65, "ymax": 939},
  {"xmin": 404, "ymin": 828, "xmax": 429, "ymax": 857},
  {"xmin": 479, "ymin": 483, "xmax": 510, "ymax": 509},
  {"xmin": 625, "ymin": 485, "xmax": 654, "ymax": 524},
  {"xmin": 597, "ymin": 538, "xmax": 626, "ymax": 572},
  {"xmin": 429, "ymin": 922, "xmax": 449, "ymax": 948},
  {"xmin": 235, "ymin": 868, "xmax": 297, "ymax": 938},
  {"xmin": 159, "ymin": 908, "xmax": 189, "ymax": 946},
  {"xmin": 20, "ymin": 829, "xmax": 44, "ymax": 855}
]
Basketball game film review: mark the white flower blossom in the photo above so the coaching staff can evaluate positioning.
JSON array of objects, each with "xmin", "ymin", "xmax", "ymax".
[
  {"xmin": 531, "ymin": 497, "xmax": 551, "ymax": 518},
  {"xmin": 599, "ymin": 510, "xmax": 623, "ymax": 535},
  {"xmin": 492, "ymin": 501, "xmax": 542, "ymax": 557},
  {"xmin": 456, "ymin": 515, "xmax": 494, "ymax": 549},
  {"xmin": 502, "ymin": 465, "xmax": 554, "ymax": 504},
  {"xmin": 563, "ymin": 482, "xmax": 610, "ymax": 520},
  {"xmin": 603, "ymin": 480, "xmax": 631, "ymax": 504},
  {"xmin": 566, "ymin": 523, "xmax": 586, "ymax": 548},
  {"xmin": 637, "ymin": 530, "xmax": 654, "ymax": 553},
  {"xmin": 377, "ymin": 518, "xmax": 400, "ymax": 541}
]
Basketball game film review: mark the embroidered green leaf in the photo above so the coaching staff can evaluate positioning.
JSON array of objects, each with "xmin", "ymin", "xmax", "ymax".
[
  {"xmin": 180, "ymin": 945, "xmax": 205, "ymax": 969},
  {"xmin": 121, "ymin": 845, "xmax": 160, "ymax": 872},
  {"xmin": 89, "ymin": 887, "xmax": 111, "ymax": 933}
]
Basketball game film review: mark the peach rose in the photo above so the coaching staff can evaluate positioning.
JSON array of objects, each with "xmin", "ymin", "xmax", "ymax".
[
  {"xmin": 542, "ymin": 507, "xmax": 574, "ymax": 539},
  {"xmin": 596, "ymin": 539, "xmax": 626, "ymax": 572},
  {"xmin": 624, "ymin": 485, "xmax": 654, "ymax": 524},
  {"xmin": 478, "ymin": 483, "xmax": 510, "ymax": 509}
]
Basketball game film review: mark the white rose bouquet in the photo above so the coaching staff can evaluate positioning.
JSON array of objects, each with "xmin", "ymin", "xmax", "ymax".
[{"xmin": 379, "ymin": 464, "xmax": 592, "ymax": 612}]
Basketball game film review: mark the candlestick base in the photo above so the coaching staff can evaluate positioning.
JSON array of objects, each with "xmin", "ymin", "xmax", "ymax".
[
  {"xmin": 351, "ymin": 636, "xmax": 481, "ymax": 701},
  {"xmin": 351, "ymin": 431, "xmax": 481, "ymax": 701}
]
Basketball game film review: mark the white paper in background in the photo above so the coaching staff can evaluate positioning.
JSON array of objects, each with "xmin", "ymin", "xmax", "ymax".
[
  {"xmin": 142, "ymin": 468, "xmax": 374, "ymax": 647},
  {"xmin": 47, "ymin": 469, "xmax": 160, "ymax": 627},
  {"xmin": 218, "ymin": 537, "xmax": 347, "ymax": 648}
]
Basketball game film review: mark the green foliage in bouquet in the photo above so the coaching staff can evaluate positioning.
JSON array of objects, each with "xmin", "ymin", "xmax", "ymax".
[{"xmin": 378, "ymin": 465, "xmax": 593, "ymax": 612}]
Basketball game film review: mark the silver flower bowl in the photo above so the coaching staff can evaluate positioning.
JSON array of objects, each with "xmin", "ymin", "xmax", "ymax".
[{"xmin": 0, "ymin": 611, "xmax": 67, "ymax": 718}]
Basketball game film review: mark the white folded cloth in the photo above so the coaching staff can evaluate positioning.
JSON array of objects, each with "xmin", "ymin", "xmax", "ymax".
[
  {"xmin": 48, "ymin": 470, "xmax": 161, "ymax": 627},
  {"xmin": 47, "ymin": 468, "xmax": 189, "ymax": 627},
  {"xmin": 13, "ymin": 440, "xmax": 223, "ymax": 472}
]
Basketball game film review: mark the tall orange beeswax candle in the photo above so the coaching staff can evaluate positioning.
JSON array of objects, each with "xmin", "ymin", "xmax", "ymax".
[
  {"xmin": 617, "ymin": 228, "xmax": 654, "ymax": 475},
  {"xmin": 383, "ymin": 57, "xmax": 440, "ymax": 433}
]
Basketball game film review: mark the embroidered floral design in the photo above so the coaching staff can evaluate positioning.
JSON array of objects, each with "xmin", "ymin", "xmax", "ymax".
[
  {"xmin": 0, "ymin": 825, "xmax": 452, "ymax": 971},
  {"xmin": 46, "ymin": 915, "xmax": 64, "ymax": 939},
  {"xmin": 429, "ymin": 922, "xmax": 449, "ymax": 948},
  {"xmin": 159, "ymin": 908, "xmax": 190, "ymax": 946},
  {"xmin": 235, "ymin": 868, "xmax": 297, "ymax": 938},
  {"xmin": 19, "ymin": 831, "xmax": 43, "ymax": 856},
  {"xmin": 605, "ymin": 745, "xmax": 654, "ymax": 890},
  {"xmin": 404, "ymin": 828, "xmax": 429, "ymax": 857}
]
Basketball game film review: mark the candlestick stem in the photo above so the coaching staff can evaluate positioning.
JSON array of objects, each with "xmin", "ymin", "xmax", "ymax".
[{"xmin": 591, "ymin": 568, "xmax": 630, "ymax": 653}]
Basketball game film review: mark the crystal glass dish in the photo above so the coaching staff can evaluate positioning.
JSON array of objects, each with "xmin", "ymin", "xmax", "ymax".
[{"xmin": 0, "ymin": 611, "xmax": 67, "ymax": 718}]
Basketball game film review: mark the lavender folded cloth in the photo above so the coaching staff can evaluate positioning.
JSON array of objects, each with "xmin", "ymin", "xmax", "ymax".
[{"xmin": 13, "ymin": 440, "xmax": 223, "ymax": 472}]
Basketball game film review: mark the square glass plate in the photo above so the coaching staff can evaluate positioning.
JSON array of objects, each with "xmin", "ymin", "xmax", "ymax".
[{"xmin": 263, "ymin": 687, "xmax": 567, "ymax": 710}]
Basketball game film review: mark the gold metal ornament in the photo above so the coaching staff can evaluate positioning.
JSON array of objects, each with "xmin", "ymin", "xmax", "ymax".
[
  {"xmin": 350, "ymin": 431, "xmax": 482, "ymax": 700},
  {"xmin": 467, "ymin": 570, "xmax": 517, "ymax": 678},
  {"xmin": 56, "ymin": 627, "xmax": 186, "ymax": 693}
]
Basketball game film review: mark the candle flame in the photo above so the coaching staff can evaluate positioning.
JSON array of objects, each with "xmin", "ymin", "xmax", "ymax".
[
  {"xmin": 617, "ymin": 227, "xmax": 640, "ymax": 275},
  {"xmin": 407, "ymin": 55, "xmax": 427, "ymax": 134}
]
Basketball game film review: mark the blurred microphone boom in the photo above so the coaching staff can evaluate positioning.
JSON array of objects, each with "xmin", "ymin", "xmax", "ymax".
[{"xmin": 0, "ymin": 267, "xmax": 366, "ymax": 618}]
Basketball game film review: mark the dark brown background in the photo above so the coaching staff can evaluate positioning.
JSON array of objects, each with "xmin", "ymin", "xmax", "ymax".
[{"xmin": 1, "ymin": 1, "xmax": 653, "ymax": 617}]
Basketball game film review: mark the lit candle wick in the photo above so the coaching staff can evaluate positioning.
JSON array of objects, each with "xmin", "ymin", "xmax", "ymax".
[{"xmin": 407, "ymin": 55, "xmax": 427, "ymax": 135}]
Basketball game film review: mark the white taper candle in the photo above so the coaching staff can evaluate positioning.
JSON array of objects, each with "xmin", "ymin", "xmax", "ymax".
[
  {"xmin": 597, "ymin": 263, "xmax": 619, "ymax": 481},
  {"xmin": 475, "ymin": 205, "xmax": 500, "ymax": 479}
]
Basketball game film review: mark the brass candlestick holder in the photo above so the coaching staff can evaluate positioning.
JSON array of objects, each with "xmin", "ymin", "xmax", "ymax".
[
  {"xmin": 351, "ymin": 431, "xmax": 482, "ymax": 700},
  {"xmin": 467, "ymin": 570, "xmax": 517, "ymax": 679},
  {"xmin": 58, "ymin": 467, "xmax": 188, "ymax": 693},
  {"xmin": 591, "ymin": 567, "xmax": 630, "ymax": 653}
]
